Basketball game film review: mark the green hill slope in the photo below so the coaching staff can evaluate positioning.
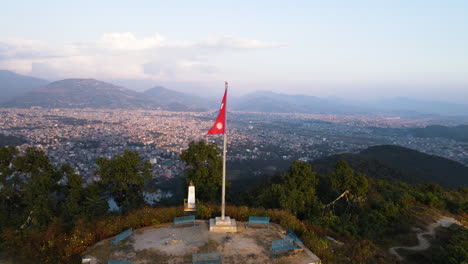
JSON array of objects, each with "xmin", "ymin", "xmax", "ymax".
[
  {"xmin": 311, "ymin": 152, "xmax": 418, "ymax": 183},
  {"xmin": 361, "ymin": 145, "xmax": 468, "ymax": 187},
  {"xmin": 312, "ymin": 145, "xmax": 468, "ymax": 187}
]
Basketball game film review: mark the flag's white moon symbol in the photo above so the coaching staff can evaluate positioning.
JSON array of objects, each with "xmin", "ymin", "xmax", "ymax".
[
  {"xmin": 220, "ymin": 103, "xmax": 224, "ymax": 109},
  {"xmin": 216, "ymin": 122, "xmax": 223, "ymax": 129}
]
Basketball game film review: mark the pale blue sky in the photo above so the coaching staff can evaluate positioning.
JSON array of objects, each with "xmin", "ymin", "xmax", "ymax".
[{"xmin": 1, "ymin": 0, "xmax": 467, "ymax": 102}]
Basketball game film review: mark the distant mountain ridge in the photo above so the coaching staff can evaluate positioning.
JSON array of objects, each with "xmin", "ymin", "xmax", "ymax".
[
  {"xmin": 143, "ymin": 86, "xmax": 212, "ymax": 112},
  {"xmin": 1, "ymin": 79, "xmax": 213, "ymax": 111},
  {"xmin": 0, "ymin": 70, "xmax": 49, "ymax": 103},
  {"xmin": 372, "ymin": 97, "xmax": 468, "ymax": 116},
  {"xmin": 232, "ymin": 91, "xmax": 366, "ymax": 114},
  {"xmin": 2, "ymin": 79, "xmax": 155, "ymax": 109},
  {"xmin": 232, "ymin": 91, "xmax": 468, "ymax": 116},
  {"xmin": 2, "ymin": 71, "xmax": 467, "ymax": 116},
  {"xmin": 312, "ymin": 145, "xmax": 468, "ymax": 187}
]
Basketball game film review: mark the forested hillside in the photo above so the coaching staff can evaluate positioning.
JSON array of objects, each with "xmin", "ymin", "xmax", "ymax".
[
  {"xmin": 0, "ymin": 143, "xmax": 466, "ymax": 264},
  {"xmin": 361, "ymin": 145, "xmax": 468, "ymax": 187},
  {"xmin": 311, "ymin": 145, "xmax": 468, "ymax": 187},
  {"xmin": 236, "ymin": 159, "xmax": 467, "ymax": 263}
]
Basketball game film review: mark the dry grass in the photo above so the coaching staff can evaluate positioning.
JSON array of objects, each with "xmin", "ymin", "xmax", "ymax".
[{"xmin": 87, "ymin": 242, "xmax": 113, "ymax": 263}]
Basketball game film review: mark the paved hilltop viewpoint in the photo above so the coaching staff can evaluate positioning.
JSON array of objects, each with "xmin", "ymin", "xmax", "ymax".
[{"xmin": 83, "ymin": 220, "xmax": 320, "ymax": 264}]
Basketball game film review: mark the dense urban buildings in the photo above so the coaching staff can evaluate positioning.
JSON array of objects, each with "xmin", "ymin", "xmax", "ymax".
[{"xmin": 1, "ymin": 108, "xmax": 467, "ymax": 184}]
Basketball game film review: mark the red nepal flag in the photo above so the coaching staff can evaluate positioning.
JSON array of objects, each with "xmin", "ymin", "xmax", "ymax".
[{"xmin": 207, "ymin": 88, "xmax": 227, "ymax": 134}]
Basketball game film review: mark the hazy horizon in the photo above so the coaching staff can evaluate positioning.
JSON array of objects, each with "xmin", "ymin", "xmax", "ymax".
[
  {"xmin": 1, "ymin": 1, "xmax": 467, "ymax": 103},
  {"xmin": 3, "ymin": 69, "xmax": 468, "ymax": 106}
]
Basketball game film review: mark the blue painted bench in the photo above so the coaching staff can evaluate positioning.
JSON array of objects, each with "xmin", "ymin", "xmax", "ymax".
[
  {"xmin": 174, "ymin": 215, "xmax": 196, "ymax": 226},
  {"xmin": 111, "ymin": 228, "xmax": 132, "ymax": 247},
  {"xmin": 108, "ymin": 261, "xmax": 134, "ymax": 264},
  {"xmin": 271, "ymin": 238, "xmax": 300, "ymax": 256},
  {"xmin": 192, "ymin": 252, "xmax": 221, "ymax": 264},
  {"xmin": 247, "ymin": 216, "xmax": 270, "ymax": 228},
  {"xmin": 286, "ymin": 229, "xmax": 303, "ymax": 244}
]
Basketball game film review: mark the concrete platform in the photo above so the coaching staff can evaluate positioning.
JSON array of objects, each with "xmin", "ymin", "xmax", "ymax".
[
  {"xmin": 85, "ymin": 220, "xmax": 321, "ymax": 264},
  {"xmin": 209, "ymin": 217, "xmax": 238, "ymax": 232}
]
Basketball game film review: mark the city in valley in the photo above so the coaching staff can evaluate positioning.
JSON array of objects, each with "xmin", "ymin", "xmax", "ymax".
[{"xmin": 1, "ymin": 107, "xmax": 466, "ymax": 185}]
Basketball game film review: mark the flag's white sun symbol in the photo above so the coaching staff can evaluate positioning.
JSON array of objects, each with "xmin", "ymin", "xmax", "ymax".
[{"xmin": 216, "ymin": 122, "xmax": 223, "ymax": 129}]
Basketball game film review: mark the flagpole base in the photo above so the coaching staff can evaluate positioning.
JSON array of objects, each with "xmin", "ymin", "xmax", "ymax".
[{"xmin": 209, "ymin": 217, "xmax": 237, "ymax": 232}]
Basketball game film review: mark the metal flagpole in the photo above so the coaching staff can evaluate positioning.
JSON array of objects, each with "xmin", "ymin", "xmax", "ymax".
[{"xmin": 221, "ymin": 81, "xmax": 228, "ymax": 220}]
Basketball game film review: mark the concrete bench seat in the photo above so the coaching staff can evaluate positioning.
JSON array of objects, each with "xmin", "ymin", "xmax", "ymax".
[
  {"xmin": 174, "ymin": 215, "xmax": 196, "ymax": 226},
  {"xmin": 192, "ymin": 252, "xmax": 221, "ymax": 264},
  {"xmin": 111, "ymin": 228, "xmax": 132, "ymax": 247},
  {"xmin": 286, "ymin": 229, "xmax": 303, "ymax": 244},
  {"xmin": 271, "ymin": 237, "xmax": 300, "ymax": 256},
  {"xmin": 247, "ymin": 216, "xmax": 270, "ymax": 228}
]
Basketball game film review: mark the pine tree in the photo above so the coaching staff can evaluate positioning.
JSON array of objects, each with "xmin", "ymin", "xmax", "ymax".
[{"xmin": 180, "ymin": 140, "xmax": 223, "ymax": 203}]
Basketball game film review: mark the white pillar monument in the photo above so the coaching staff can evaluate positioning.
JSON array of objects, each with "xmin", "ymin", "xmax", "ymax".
[{"xmin": 184, "ymin": 181, "xmax": 196, "ymax": 212}]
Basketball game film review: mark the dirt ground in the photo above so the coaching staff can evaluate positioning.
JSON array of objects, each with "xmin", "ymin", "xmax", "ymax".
[
  {"xmin": 85, "ymin": 220, "xmax": 320, "ymax": 264},
  {"xmin": 388, "ymin": 216, "xmax": 463, "ymax": 261}
]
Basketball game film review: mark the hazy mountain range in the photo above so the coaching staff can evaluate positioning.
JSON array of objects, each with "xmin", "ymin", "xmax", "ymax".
[
  {"xmin": 0, "ymin": 70, "xmax": 49, "ymax": 104},
  {"xmin": 230, "ymin": 91, "xmax": 468, "ymax": 117},
  {"xmin": 3, "ymin": 79, "xmax": 154, "ymax": 109},
  {"xmin": 1, "ymin": 70, "xmax": 468, "ymax": 116},
  {"xmin": 143, "ymin": 86, "xmax": 214, "ymax": 112},
  {"xmin": 230, "ymin": 91, "xmax": 368, "ymax": 114},
  {"xmin": 1, "ymin": 72, "xmax": 210, "ymax": 111}
]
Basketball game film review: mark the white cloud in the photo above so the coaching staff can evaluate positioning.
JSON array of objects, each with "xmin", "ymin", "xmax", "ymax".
[
  {"xmin": 0, "ymin": 33, "xmax": 285, "ymax": 81},
  {"xmin": 0, "ymin": 38, "xmax": 51, "ymax": 59},
  {"xmin": 198, "ymin": 35, "xmax": 286, "ymax": 50},
  {"xmin": 96, "ymin": 32, "xmax": 168, "ymax": 51}
]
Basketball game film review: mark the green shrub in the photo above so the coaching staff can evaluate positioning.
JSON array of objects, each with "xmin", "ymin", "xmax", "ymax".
[{"xmin": 197, "ymin": 204, "xmax": 214, "ymax": 219}]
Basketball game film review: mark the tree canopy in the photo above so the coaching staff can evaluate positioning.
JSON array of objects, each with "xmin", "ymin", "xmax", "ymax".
[
  {"xmin": 259, "ymin": 161, "xmax": 320, "ymax": 218},
  {"xmin": 14, "ymin": 147, "xmax": 61, "ymax": 227},
  {"xmin": 329, "ymin": 160, "xmax": 369, "ymax": 200},
  {"xmin": 95, "ymin": 150, "xmax": 151, "ymax": 212},
  {"xmin": 180, "ymin": 140, "xmax": 223, "ymax": 202},
  {"xmin": 0, "ymin": 146, "xmax": 113, "ymax": 229}
]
